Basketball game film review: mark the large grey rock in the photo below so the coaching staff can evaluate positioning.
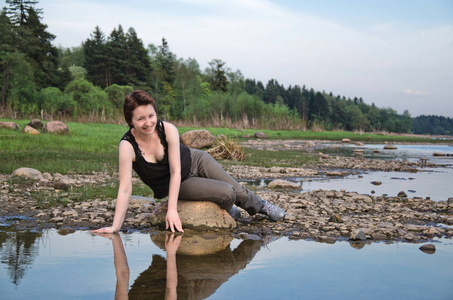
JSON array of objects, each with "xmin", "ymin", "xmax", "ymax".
[
  {"xmin": 12, "ymin": 167, "xmax": 43, "ymax": 180},
  {"xmin": 268, "ymin": 179, "xmax": 301, "ymax": 190},
  {"xmin": 149, "ymin": 200, "xmax": 236, "ymax": 230},
  {"xmin": 43, "ymin": 121, "xmax": 69, "ymax": 134},
  {"xmin": 180, "ymin": 129, "xmax": 215, "ymax": 149},
  {"xmin": 0, "ymin": 121, "xmax": 20, "ymax": 131}
]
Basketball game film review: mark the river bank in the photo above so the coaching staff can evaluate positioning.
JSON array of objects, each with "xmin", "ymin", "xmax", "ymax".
[{"xmin": 1, "ymin": 152, "xmax": 452, "ymax": 244}]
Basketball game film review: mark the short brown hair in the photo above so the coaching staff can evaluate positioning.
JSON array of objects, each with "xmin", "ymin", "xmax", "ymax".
[{"xmin": 123, "ymin": 90, "xmax": 157, "ymax": 128}]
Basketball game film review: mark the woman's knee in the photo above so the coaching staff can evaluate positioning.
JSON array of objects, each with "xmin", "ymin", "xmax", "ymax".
[{"xmin": 217, "ymin": 184, "xmax": 236, "ymax": 209}]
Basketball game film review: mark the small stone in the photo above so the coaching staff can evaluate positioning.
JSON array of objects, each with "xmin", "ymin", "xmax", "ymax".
[
  {"xmin": 372, "ymin": 233, "xmax": 388, "ymax": 240},
  {"xmin": 268, "ymin": 179, "xmax": 301, "ymax": 190},
  {"xmin": 325, "ymin": 171, "xmax": 344, "ymax": 177},
  {"xmin": 350, "ymin": 229, "xmax": 367, "ymax": 241},
  {"xmin": 58, "ymin": 228, "xmax": 76, "ymax": 235},
  {"xmin": 384, "ymin": 144, "xmax": 397, "ymax": 150},
  {"xmin": 371, "ymin": 181, "xmax": 382, "ymax": 186},
  {"xmin": 42, "ymin": 172, "xmax": 53, "ymax": 181},
  {"xmin": 328, "ymin": 215, "xmax": 343, "ymax": 223},
  {"xmin": 254, "ymin": 132, "xmax": 268, "ymax": 139},
  {"xmin": 419, "ymin": 244, "xmax": 436, "ymax": 254},
  {"xmin": 397, "ymin": 191, "xmax": 407, "ymax": 198},
  {"xmin": 433, "ymin": 153, "xmax": 446, "ymax": 157}
]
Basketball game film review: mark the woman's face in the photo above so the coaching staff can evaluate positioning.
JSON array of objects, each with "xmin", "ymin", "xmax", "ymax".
[{"xmin": 131, "ymin": 104, "xmax": 157, "ymax": 135}]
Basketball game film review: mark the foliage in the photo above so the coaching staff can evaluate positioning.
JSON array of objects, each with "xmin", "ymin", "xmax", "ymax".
[
  {"xmin": 36, "ymin": 87, "xmax": 76, "ymax": 115},
  {"xmin": 413, "ymin": 115, "xmax": 453, "ymax": 135},
  {"xmin": 64, "ymin": 79, "xmax": 112, "ymax": 116},
  {"xmin": 105, "ymin": 84, "xmax": 134, "ymax": 109}
]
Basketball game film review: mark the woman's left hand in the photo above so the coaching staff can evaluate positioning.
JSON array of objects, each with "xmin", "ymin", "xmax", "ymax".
[
  {"xmin": 90, "ymin": 227, "xmax": 115, "ymax": 235},
  {"xmin": 166, "ymin": 209, "xmax": 184, "ymax": 233}
]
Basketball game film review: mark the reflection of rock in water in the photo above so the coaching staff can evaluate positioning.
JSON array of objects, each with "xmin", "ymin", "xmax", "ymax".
[
  {"xmin": 0, "ymin": 227, "xmax": 41, "ymax": 286},
  {"xmin": 151, "ymin": 230, "xmax": 234, "ymax": 255},
  {"xmin": 129, "ymin": 232, "xmax": 262, "ymax": 299}
]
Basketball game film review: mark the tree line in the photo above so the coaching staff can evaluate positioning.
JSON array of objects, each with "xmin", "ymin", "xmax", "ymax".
[{"xmin": 0, "ymin": 0, "xmax": 449, "ymax": 134}]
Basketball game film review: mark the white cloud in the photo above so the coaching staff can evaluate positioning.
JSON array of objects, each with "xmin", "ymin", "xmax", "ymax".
[{"xmin": 401, "ymin": 89, "xmax": 429, "ymax": 97}]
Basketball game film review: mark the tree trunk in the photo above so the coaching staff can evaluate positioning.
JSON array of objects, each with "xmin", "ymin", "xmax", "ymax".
[{"xmin": 1, "ymin": 64, "xmax": 10, "ymax": 110}]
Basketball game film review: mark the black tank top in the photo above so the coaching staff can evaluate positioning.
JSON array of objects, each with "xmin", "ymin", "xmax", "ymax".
[{"xmin": 120, "ymin": 120, "xmax": 191, "ymax": 199}]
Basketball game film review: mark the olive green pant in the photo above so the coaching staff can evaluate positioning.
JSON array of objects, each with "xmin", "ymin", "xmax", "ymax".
[{"xmin": 178, "ymin": 149, "xmax": 262, "ymax": 215}]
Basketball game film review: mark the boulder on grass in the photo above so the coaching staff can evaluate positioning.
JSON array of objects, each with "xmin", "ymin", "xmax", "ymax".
[
  {"xmin": 12, "ymin": 167, "xmax": 43, "ymax": 181},
  {"xmin": 0, "ymin": 121, "xmax": 20, "ymax": 131},
  {"xmin": 28, "ymin": 119, "xmax": 44, "ymax": 130},
  {"xmin": 149, "ymin": 200, "xmax": 236, "ymax": 230},
  {"xmin": 22, "ymin": 125, "xmax": 40, "ymax": 135},
  {"xmin": 43, "ymin": 121, "xmax": 69, "ymax": 134},
  {"xmin": 180, "ymin": 129, "xmax": 215, "ymax": 149},
  {"xmin": 254, "ymin": 132, "xmax": 268, "ymax": 139}
]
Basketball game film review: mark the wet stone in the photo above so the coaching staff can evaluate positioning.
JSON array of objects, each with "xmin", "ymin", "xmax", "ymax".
[{"xmin": 419, "ymin": 244, "xmax": 436, "ymax": 254}]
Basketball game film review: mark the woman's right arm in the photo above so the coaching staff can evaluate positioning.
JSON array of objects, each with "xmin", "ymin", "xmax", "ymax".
[{"xmin": 91, "ymin": 140, "xmax": 134, "ymax": 234}]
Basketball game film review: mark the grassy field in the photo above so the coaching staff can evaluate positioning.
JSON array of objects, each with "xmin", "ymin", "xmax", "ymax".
[{"xmin": 1, "ymin": 118, "xmax": 439, "ymax": 175}]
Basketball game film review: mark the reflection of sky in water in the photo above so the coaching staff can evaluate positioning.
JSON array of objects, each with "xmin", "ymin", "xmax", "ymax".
[
  {"xmin": 1, "ymin": 230, "xmax": 452, "ymax": 300},
  {"xmin": 248, "ymin": 144, "xmax": 453, "ymax": 201},
  {"xmin": 319, "ymin": 143, "xmax": 453, "ymax": 163}
]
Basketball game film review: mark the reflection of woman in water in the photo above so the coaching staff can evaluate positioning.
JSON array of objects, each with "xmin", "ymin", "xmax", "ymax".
[
  {"xmin": 92, "ymin": 90, "xmax": 285, "ymax": 235},
  {"xmin": 109, "ymin": 232, "xmax": 263, "ymax": 299}
]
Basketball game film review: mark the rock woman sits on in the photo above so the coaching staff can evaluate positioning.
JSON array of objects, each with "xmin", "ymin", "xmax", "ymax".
[{"xmin": 91, "ymin": 90, "xmax": 285, "ymax": 234}]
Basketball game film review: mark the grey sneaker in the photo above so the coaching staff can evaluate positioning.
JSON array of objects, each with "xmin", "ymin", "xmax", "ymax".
[
  {"xmin": 259, "ymin": 200, "xmax": 285, "ymax": 221},
  {"xmin": 227, "ymin": 205, "xmax": 241, "ymax": 221}
]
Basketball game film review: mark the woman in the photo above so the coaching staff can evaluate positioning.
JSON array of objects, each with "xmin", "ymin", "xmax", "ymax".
[{"xmin": 92, "ymin": 90, "xmax": 285, "ymax": 234}]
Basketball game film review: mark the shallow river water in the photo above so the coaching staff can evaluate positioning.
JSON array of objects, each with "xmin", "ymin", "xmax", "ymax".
[
  {"xmin": 1, "ymin": 144, "xmax": 453, "ymax": 299},
  {"xmin": 1, "ymin": 229, "xmax": 452, "ymax": 300}
]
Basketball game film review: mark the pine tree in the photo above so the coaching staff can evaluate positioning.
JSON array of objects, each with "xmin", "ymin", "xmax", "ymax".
[
  {"xmin": 125, "ymin": 27, "xmax": 150, "ymax": 87},
  {"xmin": 3, "ymin": 0, "xmax": 58, "ymax": 88},
  {"xmin": 208, "ymin": 59, "xmax": 228, "ymax": 92},
  {"xmin": 158, "ymin": 37, "xmax": 175, "ymax": 85},
  {"xmin": 83, "ymin": 26, "xmax": 109, "ymax": 87},
  {"xmin": 107, "ymin": 24, "xmax": 128, "ymax": 85}
]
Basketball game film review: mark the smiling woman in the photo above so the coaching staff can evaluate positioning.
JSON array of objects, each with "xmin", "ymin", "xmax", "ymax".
[{"xmin": 91, "ymin": 90, "xmax": 286, "ymax": 235}]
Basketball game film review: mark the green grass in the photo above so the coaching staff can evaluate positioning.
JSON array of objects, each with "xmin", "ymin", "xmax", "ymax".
[
  {"xmin": 178, "ymin": 126, "xmax": 437, "ymax": 143},
  {"xmin": 0, "ymin": 118, "xmax": 439, "ymax": 175},
  {"xmin": 1, "ymin": 119, "xmax": 125, "ymax": 174},
  {"xmin": 220, "ymin": 148, "xmax": 318, "ymax": 168}
]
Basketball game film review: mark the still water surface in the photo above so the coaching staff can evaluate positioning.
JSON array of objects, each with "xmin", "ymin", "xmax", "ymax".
[
  {"xmin": 1, "ymin": 143, "xmax": 452, "ymax": 299},
  {"xmin": 1, "ymin": 228, "xmax": 452, "ymax": 300},
  {"xmin": 248, "ymin": 143, "xmax": 453, "ymax": 201}
]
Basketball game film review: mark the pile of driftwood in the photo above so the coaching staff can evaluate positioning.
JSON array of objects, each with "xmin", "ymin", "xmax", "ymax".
[{"xmin": 207, "ymin": 135, "xmax": 246, "ymax": 161}]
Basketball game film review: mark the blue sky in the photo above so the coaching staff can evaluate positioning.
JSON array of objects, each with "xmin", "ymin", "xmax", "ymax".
[{"xmin": 2, "ymin": 0, "xmax": 452, "ymax": 117}]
